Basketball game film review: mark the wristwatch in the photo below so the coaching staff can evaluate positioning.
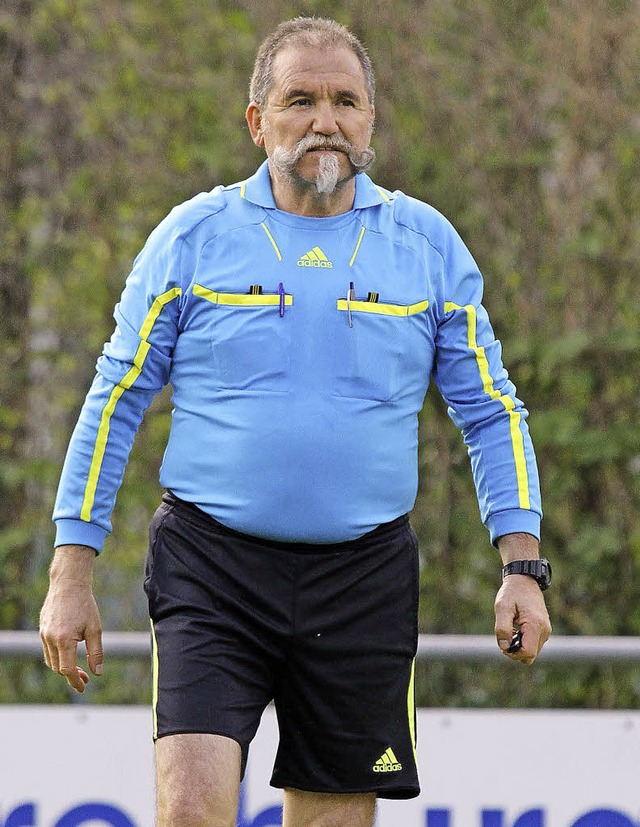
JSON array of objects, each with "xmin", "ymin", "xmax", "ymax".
[{"xmin": 501, "ymin": 558, "xmax": 552, "ymax": 591}]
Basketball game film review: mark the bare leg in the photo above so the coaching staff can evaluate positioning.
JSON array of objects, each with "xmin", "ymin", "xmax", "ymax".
[
  {"xmin": 282, "ymin": 788, "xmax": 376, "ymax": 827},
  {"xmin": 155, "ymin": 733, "xmax": 241, "ymax": 827}
]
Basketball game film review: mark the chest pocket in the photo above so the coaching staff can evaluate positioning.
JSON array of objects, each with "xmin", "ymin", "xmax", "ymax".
[
  {"xmin": 193, "ymin": 284, "xmax": 293, "ymax": 392},
  {"xmin": 334, "ymin": 297, "xmax": 430, "ymax": 402}
]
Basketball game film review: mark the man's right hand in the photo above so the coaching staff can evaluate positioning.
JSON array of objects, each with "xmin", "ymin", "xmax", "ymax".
[{"xmin": 39, "ymin": 544, "xmax": 103, "ymax": 693}]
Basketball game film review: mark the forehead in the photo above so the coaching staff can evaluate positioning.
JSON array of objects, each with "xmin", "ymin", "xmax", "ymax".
[{"xmin": 269, "ymin": 45, "xmax": 368, "ymax": 100}]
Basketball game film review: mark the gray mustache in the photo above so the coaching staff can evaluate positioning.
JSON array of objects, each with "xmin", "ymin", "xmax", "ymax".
[
  {"xmin": 293, "ymin": 134, "xmax": 353, "ymax": 158},
  {"xmin": 275, "ymin": 133, "xmax": 376, "ymax": 172}
]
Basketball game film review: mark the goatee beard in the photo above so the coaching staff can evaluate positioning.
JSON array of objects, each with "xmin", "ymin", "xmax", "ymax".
[{"xmin": 315, "ymin": 153, "xmax": 341, "ymax": 194}]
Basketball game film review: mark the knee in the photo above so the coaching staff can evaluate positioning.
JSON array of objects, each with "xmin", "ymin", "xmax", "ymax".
[
  {"xmin": 157, "ymin": 782, "xmax": 237, "ymax": 827},
  {"xmin": 155, "ymin": 733, "xmax": 241, "ymax": 827},
  {"xmin": 157, "ymin": 789, "xmax": 205, "ymax": 827},
  {"xmin": 282, "ymin": 789, "xmax": 376, "ymax": 827}
]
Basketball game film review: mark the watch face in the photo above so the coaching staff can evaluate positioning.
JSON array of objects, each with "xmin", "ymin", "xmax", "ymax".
[{"xmin": 539, "ymin": 558, "xmax": 552, "ymax": 589}]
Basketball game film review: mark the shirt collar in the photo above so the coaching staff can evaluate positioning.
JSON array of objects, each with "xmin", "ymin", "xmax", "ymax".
[{"xmin": 240, "ymin": 160, "xmax": 390, "ymax": 212}]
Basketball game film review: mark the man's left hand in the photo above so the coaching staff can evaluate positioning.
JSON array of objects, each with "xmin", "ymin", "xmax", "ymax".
[
  {"xmin": 494, "ymin": 574, "xmax": 552, "ymax": 664},
  {"xmin": 494, "ymin": 532, "xmax": 552, "ymax": 664}
]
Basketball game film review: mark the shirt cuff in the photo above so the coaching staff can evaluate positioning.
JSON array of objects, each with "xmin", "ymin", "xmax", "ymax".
[
  {"xmin": 54, "ymin": 518, "xmax": 108, "ymax": 554},
  {"xmin": 486, "ymin": 509, "xmax": 541, "ymax": 547}
]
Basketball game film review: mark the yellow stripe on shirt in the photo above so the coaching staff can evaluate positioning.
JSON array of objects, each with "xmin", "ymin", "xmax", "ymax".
[
  {"xmin": 260, "ymin": 222, "xmax": 283, "ymax": 261},
  {"xmin": 337, "ymin": 298, "xmax": 429, "ymax": 317},
  {"xmin": 193, "ymin": 285, "xmax": 293, "ymax": 307},
  {"xmin": 80, "ymin": 287, "xmax": 182, "ymax": 522},
  {"xmin": 349, "ymin": 226, "xmax": 366, "ymax": 267},
  {"xmin": 444, "ymin": 301, "xmax": 530, "ymax": 510}
]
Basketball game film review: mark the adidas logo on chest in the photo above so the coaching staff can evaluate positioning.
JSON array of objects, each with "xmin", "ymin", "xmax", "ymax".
[{"xmin": 297, "ymin": 246, "xmax": 333, "ymax": 268}]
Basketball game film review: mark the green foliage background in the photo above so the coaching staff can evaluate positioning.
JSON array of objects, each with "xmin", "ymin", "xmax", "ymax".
[{"xmin": 1, "ymin": 0, "xmax": 639, "ymax": 706}]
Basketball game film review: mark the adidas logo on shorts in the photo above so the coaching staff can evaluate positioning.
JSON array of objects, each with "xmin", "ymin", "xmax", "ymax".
[{"xmin": 372, "ymin": 747, "xmax": 402, "ymax": 773}]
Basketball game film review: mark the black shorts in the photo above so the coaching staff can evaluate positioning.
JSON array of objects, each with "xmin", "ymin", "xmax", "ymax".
[{"xmin": 144, "ymin": 492, "xmax": 420, "ymax": 800}]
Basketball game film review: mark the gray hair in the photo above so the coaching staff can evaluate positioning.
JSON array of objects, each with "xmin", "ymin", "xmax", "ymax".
[{"xmin": 249, "ymin": 17, "xmax": 375, "ymax": 108}]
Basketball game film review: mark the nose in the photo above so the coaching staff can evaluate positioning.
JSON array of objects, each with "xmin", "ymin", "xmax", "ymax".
[{"xmin": 312, "ymin": 101, "xmax": 339, "ymax": 135}]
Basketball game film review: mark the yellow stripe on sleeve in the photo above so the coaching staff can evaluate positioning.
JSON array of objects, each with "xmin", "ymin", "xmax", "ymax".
[
  {"xmin": 80, "ymin": 287, "xmax": 182, "ymax": 523},
  {"xmin": 139, "ymin": 287, "xmax": 182, "ymax": 341},
  {"xmin": 443, "ymin": 302, "xmax": 530, "ymax": 509}
]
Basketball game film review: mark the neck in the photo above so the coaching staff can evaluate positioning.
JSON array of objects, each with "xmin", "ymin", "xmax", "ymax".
[{"xmin": 267, "ymin": 163, "xmax": 356, "ymax": 217}]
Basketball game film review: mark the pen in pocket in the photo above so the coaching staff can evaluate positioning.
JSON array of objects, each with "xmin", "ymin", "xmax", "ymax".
[
  {"xmin": 347, "ymin": 281, "xmax": 356, "ymax": 327},
  {"xmin": 245, "ymin": 283, "xmax": 287, "ymax": 317}
]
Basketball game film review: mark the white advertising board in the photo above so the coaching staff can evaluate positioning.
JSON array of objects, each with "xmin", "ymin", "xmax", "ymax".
[{"xmin": 1, "ymin": 707, "xmax": 639, "ymax": 827}]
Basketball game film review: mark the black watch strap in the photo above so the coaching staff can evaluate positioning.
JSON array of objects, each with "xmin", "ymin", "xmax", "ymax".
[{"xmin": 501, "ymin": 558, "xmax": 552, "ymax": 591}]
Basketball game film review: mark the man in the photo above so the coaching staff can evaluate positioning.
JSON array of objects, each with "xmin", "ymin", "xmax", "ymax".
[{"xmin": 40, "ymin": 17, "xmax": 551, "ymax": 827}]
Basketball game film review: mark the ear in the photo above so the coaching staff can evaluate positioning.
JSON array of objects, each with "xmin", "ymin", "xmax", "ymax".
[{"xmin": 246, "ymin": 103, "xmax": 265, "ymax": 148}]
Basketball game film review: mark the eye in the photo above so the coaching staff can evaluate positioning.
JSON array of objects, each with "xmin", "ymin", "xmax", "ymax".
[
  {"xmin": 338, "ymin": 99, "xmax": 356, "ymax": 107},
  {"xmin": 290, "ymin": 98, "xmax": 312, "ymax": 107}
]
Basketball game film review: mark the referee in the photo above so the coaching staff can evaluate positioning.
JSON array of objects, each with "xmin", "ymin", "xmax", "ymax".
[{"xmin": 40, "ymin": 17, "xmax": 551, "ymax": 827}]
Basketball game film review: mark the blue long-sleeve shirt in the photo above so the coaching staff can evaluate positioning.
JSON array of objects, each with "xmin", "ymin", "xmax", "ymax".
[{"xmin": 53, "ymin": 161, "xmax": 541, "ymax": 551}]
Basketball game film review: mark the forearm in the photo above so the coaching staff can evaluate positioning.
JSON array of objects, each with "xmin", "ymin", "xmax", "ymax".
[
  {"xmin": 52, "ymin": 373, "xmax": 157, "ymax": 551},
  {"xmin": 50, "ymin": 544, "xmax": 97, "ymax": 584},
  {"xmin": 497, "ymin": 532, "xmax": 540, "ymax": 565},
  {"xmin": 434, "ymin": 315, "xmax": 542, "ymax": 544}
]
